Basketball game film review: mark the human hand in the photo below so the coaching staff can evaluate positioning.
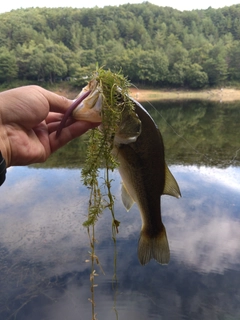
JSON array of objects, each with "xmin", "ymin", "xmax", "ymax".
[{"xmin": 0, "ymin": 85, "xmax": 99, "ymax": 167}]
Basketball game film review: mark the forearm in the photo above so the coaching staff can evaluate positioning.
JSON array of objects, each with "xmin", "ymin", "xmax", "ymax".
[
  {"xmin": 0, "ymin": 103, "xmax": 10, "ymax": 168},
  {"xmin": 0, "ymin": 150, "xmax": 6, "ymax": 186},
  {"xmin": 0, "ymin": 106, "xmax": 7, "ymax": 185},
  {"xmin": 0, "ymin": 90, "xmax": 11, "ymax": 168}
]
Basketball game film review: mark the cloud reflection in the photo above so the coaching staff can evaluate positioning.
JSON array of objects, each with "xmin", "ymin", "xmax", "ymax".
[
  {"xmin": 1, "ymin": 165, "xmax": 240, "ymax": 275},
  {"xmin": 165, "ymin": 165, "xmax": 240, "ymax": 273},
  {"xmin": 1, "ymin": 165, "xmax": 240, "ymax": 319}
]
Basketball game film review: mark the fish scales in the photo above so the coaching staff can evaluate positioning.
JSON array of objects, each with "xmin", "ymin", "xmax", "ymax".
[
  {"xmin": 115, "ymin": 100, "xmax": 171, "ymax": 265},
  {"xmin": 116, "ymin": 101, "xmax": 165, "ymax": 230}
]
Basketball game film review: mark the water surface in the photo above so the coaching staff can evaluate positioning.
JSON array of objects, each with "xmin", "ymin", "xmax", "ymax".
[{"xmin": 1, "ymin": 100, "xmax": 240, "ymax": 320}]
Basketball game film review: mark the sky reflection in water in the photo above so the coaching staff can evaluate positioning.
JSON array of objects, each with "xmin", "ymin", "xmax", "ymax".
[
  {"xmin": 1, "ymin": 99, "xmax": 240, "ymax": 319},
  {"xmin": 1, "ymin": 161, "xmax": 240, "ymax": 320}
]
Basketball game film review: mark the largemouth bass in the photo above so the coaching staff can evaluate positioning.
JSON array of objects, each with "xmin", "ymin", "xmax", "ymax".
[
  {"xmin": 57, "ymin": 79, "xmax": 181, "ymax": 265},
  {"xmin": 113, "ymin": 98, "xmax": 181, "ymax": 265}
]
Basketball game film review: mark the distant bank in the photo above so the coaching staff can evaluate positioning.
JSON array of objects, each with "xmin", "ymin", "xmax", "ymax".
[
  {"xmin": 1, "ymin": 84, "xmax": 239, "ymax": 103},
  {"xmin": 129, "ymin": 88, "xmax": 240, "ymax": 103},
  {"xmin": 54, "ymin": 86, "xmax": 240, "ymax": 103}
]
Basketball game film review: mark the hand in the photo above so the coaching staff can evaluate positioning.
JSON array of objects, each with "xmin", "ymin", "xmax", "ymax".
[{"xmin": 0, "ymin": 85, "xmax": 98, "ymax": 167}]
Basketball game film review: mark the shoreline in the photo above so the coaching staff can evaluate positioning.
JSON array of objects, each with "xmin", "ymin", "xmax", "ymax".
[
  {"xmin": 53, "ymin": 86, "xmax": 240, "ymax": 103},
  {"xmin": 129, "ymin": 88, "xmax": 240, "ymax": 102}
]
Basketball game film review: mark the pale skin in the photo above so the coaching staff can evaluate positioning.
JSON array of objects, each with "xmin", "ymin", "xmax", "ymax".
[{"xmin": 0, "ymin": 85, "xmax": 98, "ymax": 167}]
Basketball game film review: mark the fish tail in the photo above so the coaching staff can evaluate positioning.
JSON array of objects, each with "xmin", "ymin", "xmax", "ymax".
[{"xmin": 137, "ymin": 224, "xmax": 170, "ymax": 266}]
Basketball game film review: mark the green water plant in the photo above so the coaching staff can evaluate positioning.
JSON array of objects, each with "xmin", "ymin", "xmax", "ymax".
[
  {"xmin": 79, "ymin": 68, "xmax": 137, "ymax": 319},
  {"xmin": 81, "ymin": 68, "xmax": 136, "ymax": 237}
]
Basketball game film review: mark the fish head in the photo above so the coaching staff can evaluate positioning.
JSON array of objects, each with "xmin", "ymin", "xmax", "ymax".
[
  {"xmin": 73, "ymin": 80, "xmax": 142, "ymax": 144},
  {"xmin": 72, "ymin": 79, "xmax": 103, "ymax": 123}
]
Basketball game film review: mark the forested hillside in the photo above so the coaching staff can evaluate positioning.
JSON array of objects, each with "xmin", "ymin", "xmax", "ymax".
[{"xmin": 0, "ymin": 2, "xmax": 240, "ymax": 88}]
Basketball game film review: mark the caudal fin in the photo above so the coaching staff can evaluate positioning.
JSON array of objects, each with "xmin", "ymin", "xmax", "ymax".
[{"xmin": 138, "ymin": 224, "xmax": 170, "ymax": 266}]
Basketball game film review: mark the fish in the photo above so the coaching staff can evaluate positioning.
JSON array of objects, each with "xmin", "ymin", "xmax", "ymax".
[
  {"xmin": 57, "ymin": 81, "xmax": 181, "ymax": 265},
  {"xmin": 112, "ymin": 98, "xmax": 181, "ymax": 265}
]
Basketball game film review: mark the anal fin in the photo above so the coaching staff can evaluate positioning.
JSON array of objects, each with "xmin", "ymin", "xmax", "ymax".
[{"xmin": 121, "ymin": 183, "xmax": 135, "ymax": 211}]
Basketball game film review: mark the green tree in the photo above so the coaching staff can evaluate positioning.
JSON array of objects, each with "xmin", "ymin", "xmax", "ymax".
[
  {"xmin": 0, "ymin": 48, "xmax": 18, "ymax": 83},
  {"xmin": 134, "ymin": 50, "xmax": 169, "ymax": 84},
  {"xmin": 228, "ymin": 42, "xmax": 240, "ymax": 80},
  {"xmin": 28, "ymin": 50, "xmax": 45, "ymax": 81},
  {"xmin": 15, "ymin": 42, "xmax": 35, "ymax": 80},
  {"xmin": 1, "ymin": 4, "xmax": 240, "ymax": 87},
  {"xmin": 185, "ymin": 64, "xmax": 209, "ymax": 88},
  {"xmin": 189, "ymin": 43, "xmax": 213, "ymax": 65},
  {"xmin": 43, "ymin": 53, "xmax": 67, "ymax": 82},
  {"xmin": 167, "ymin": 63, "xmax": 187, "ymax": 86}
]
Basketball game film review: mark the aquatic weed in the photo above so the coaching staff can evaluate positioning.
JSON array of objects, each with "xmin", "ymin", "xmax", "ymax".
[
  {"xmin": 81, "ymin": 68, "xmax": 135, "ymax": 319},
  {"xmin": 81, "ymin": 67, "xmax": 135, "ymax": 236}
]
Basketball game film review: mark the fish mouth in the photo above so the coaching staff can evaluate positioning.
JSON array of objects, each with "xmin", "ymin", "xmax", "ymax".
[
  {"xmin": 56, "ymin": 77, "xmax": 142, "ymax": 144},
  {"xmin": 72, "ymin": 79, "xmax": 142, "ymax": 144},
  {"xmin": 72, "ymin": 79, "xmax": 103, "ymax": 123},
  {"xmin": 56, "ymin": 79, "xmax": 103, "ymax": 137}
]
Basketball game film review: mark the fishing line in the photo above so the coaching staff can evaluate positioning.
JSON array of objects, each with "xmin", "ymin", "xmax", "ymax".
[
  {"xmin": 130, "ymin": 84, "xmax": 197, "ymax": 150},
  {"xmin": 145, "ymin": 99, "xmax": 206, "ymax": 156},
  {"xmin": 228, "ymin": 147, "xmax": 240, "ymax": 166},
  {"xmin": 133, "ymin": 90, "xmax": 213, "ymax": 163},
  {"xmin": 131, "ymin": 85, "xmax": 239, "ymax": 167},
  {"xmin": 147, "ymin": 98, "xmax": 240, "ymax": 167}
]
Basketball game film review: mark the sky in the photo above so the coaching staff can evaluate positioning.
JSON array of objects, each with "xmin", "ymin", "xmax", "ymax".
[{"xmin": 0, "ymin": 0, "xmax": 239, "ymax": 14}]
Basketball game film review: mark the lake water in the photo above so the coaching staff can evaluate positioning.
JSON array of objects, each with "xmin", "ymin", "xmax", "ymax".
[{"xmin": 1, "ymin": 100, "xmax": 240, "ymax": 320}]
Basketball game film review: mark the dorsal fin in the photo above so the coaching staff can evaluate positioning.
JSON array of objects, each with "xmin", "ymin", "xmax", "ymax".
[{"xmin": 163, "ymin": 164, "xmax": 181, "ymax": 198}]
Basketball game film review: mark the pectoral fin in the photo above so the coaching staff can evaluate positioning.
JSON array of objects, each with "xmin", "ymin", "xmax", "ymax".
[
  {"xmin": 163, "ymin": 164, "xmax": 181, "ymax": 198},
  {"xmin": 121, "ymin": 183, "xmax": 135, "ymax": 211}
]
